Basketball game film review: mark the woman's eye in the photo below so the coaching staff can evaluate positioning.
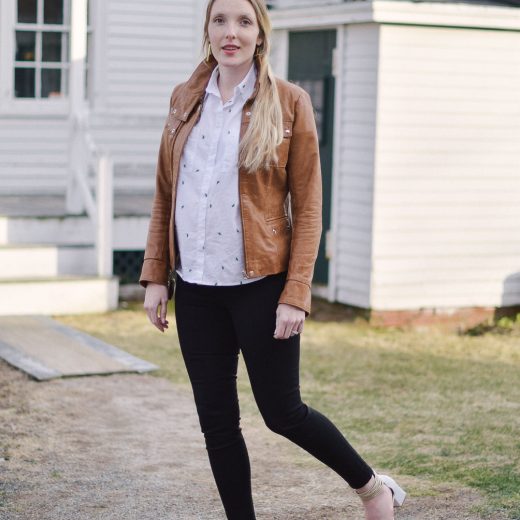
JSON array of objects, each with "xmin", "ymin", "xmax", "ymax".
[
  {"xmin": 213, "ymin": 17, "xmax": 224, "ymax": 24},
  {"xmin": 241, "ymin": 19, "xmax": 252, "ymax": 26}
]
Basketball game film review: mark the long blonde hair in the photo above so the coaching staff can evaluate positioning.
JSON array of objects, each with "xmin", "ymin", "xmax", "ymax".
[{"xmin": 203, "ymin": 0, "xmax": 283, "ymax": 172}]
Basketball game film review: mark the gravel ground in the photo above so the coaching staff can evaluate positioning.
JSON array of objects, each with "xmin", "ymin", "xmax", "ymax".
[{"xmin": 0, "ymin": 360, "xmax": 500, "ymax": 520}]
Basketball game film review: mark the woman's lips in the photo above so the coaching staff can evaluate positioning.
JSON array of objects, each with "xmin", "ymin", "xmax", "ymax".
[{"xmin": 222, "ymin": 46, "xmax": 240, "ymax": 55}]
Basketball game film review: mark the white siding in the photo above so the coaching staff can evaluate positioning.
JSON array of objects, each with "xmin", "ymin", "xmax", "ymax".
[
  {"xmin": 274, "ymin": 0, "xmax": 343, "ymax": 8},
  {"xmin": 89, "ymin": 0, "xmax": 201, "ymax": 192},
  {"xmin": 335, "ymin": 24, "xmax": 380, "ymax": 308},
  {"xmin": 0, "ymin": 0, "xmax": 201, "ymax": 195},
  {"xmin": 0, "ymin": 116, "xmax": 69, "ymax": 194},
  {"xmin": 371, "ymin": 24, "xmax": 520, "ymax": 309},
  {"xmin": 101, "ymin": 0, "xmax": 199, "ymax": 116}
]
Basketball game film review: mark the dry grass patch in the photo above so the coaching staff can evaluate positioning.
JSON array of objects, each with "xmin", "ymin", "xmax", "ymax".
[{"xmin": 55, "ymin": 300, "xmax": 520, "ymax": 519}]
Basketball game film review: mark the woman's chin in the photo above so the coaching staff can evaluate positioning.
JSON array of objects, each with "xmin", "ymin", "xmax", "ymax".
[{"xmin": 216, "ymin": 54, "xmax": 254, "ymax": 69}]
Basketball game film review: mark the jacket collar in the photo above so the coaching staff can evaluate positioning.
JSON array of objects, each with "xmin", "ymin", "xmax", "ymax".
[
  {"xmin": 205, "ymin": 61, "xmax": 257, "ymax": 104},
  {"xmin": 172, "ymin": 55, "xmax": 261, "ymax": 121}
]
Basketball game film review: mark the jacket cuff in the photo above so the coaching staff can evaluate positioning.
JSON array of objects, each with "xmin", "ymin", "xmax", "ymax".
[
  {"xmin": 278, "ymin": 278, "xmax": 312, "ymax": 317},
  {"xmin": 139, "ymin": 258, "xmax": 169, "ymax": 289}
]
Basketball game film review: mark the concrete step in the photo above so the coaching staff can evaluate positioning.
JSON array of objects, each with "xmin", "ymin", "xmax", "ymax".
[
  {"xmin": 0, "ymin": 243, "xmax": 97, "ymax": 277},
  {"xmin": 0, "ymin": 214, "xmax": 150, "ymax": 249},
  {"xmin": 0, "ymin": 276, "xmax": 119, "ymax": 315}
]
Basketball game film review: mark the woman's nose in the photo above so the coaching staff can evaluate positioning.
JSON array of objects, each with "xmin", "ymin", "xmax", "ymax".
[{"xmin": 225, "ymin": 23, "xmax": 238, "ymax": 39}]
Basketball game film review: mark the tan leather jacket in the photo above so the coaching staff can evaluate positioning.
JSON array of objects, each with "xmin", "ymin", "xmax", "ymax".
[{"xmin": 139, "ymin": 56, "xmax": 322, "ymax": 315}]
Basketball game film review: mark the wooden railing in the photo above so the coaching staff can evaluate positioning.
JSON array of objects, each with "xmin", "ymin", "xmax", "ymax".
[{"xmin": 67, "ymin": 113, "xmax": 114, "ymax": 278}]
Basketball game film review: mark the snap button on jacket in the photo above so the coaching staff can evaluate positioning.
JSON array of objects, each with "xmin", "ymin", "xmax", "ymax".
[{"xmin": 139, "ymin": 57, "xmax": 322, "ymax": 315}]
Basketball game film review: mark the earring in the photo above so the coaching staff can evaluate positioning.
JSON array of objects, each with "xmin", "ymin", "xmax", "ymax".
[
  {"xmin": 255, "ymin": 45, "xmax": 264, "ymax": 58},
  {"xmin": 205, "ymin": 43, "xmax": 212, "ymax": 62}
]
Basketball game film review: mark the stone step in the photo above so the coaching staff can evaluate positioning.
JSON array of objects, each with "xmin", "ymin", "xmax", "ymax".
[
  {"xmin": 0, "ymin": 276, "xmax": 119, "ymax": 315},
  {"xmin": 0, "ymin": 243, "xmax": 96, "ymax": 277}
]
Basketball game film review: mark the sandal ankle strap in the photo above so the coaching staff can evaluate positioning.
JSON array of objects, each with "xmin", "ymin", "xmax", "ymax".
[{"xmin": 355, "ymin": 474, "xmax": 385, "ymax": 503}]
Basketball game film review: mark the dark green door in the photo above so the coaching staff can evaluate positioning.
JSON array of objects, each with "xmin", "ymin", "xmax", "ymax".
[{"xmin": 288, "ymin": 30, "xmax": 336, "ymax": 285}]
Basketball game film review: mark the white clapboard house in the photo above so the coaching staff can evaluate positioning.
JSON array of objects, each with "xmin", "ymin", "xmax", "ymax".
[{"xmin": 0, "ymin": 0, "xmax": 519, "ymax": 324}]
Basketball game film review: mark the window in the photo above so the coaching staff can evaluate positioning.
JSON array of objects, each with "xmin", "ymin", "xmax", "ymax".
[
  {"xmin": 14, "ymin": 0, "xmax": 71, "ymax": 99},
  {"xmin": 10, "ymin": 0, "xmax": 92, "ymax": 102}
]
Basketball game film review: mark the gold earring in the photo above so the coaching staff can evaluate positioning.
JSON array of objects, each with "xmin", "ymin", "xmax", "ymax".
[
  {"xmin": 205, "ymin": 43, "xmax": 212, "ymax": 62},
  {"xmin": 255, "ymin": 45, "xmax": 264, "ymax": 58}
]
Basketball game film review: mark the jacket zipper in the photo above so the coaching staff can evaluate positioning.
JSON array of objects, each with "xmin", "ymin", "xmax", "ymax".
[
  {"xmin": 238, "ymin": 104, "xmax": 252, "ymax": 279},
  {"xmin": 238, "ymin": 164, "xmax": 250, "ymax": 279}
]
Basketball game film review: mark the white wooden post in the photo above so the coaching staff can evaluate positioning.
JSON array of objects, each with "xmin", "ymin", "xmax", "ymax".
[
  {"xmin": 328, "ymin": 25, "xmax": 344, "ymax": 303},
  {"xmin": 66, "ymin": 0, "xmax": 88, "ymax": 214},
  {"xmin": 96, "ymin": 154, "xmax": 114, "ymax": 277}
]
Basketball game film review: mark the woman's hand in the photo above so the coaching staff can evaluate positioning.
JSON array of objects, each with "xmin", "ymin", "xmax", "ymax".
[
  {"xmin": 144, "ymin": 283, "xmax": 170, "ymax": 332},
  {"xmin": 273, "ymin": 303, "xmax": 305, "ymax": 340}
]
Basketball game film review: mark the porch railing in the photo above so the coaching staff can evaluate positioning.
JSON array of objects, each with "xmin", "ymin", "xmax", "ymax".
[{"xmin": 67, "ymin": 113, "xmax": 114, "ymax": 278}]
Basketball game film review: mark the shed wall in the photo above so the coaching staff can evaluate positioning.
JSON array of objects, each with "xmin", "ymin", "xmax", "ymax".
[
  {"xmin": 335, "ymin": 23, "xmax": 380, "ymax": 308},
  {"xmin": 371, "ymin": 23, "xmax": 520, "ymax": 309}
]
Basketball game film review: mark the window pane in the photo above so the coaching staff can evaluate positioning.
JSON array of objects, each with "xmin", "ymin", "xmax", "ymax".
[
  {"xmin": 41, "ymin": 68, "xmax": 64, "ymax": 97},
  {"xmin": 42, "ymin": 32, "xmax": 62, "ymax": 62},
  {"xmin": 15, "ymin": 31, "xmax": 36, "ymax": 61},
  {"xmin": 17, "ymin": 0, "xmax": 37, "ymax": 23},
  {"xmin": 44, "ymin": 0, "xmax": 63, "ymax": 24},
  {"xmin": 15, "ymin": 68, "xmax": 36, "ymax": 97}
]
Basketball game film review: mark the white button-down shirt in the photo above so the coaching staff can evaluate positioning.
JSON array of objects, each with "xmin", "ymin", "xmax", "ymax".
[{"xmin": 175, "ymin": 63, "xmax": 265, "ymax": 286}]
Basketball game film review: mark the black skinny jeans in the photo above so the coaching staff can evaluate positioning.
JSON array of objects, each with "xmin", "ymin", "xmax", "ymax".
[{"xmin": 174, "ymin": 271, "xmax": 374, "ymax": 519}]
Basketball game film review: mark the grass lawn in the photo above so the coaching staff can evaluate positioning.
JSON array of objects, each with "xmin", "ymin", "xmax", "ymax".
[{"xmin": 55, "ymin": 300, "xmax": 520, "ymax": 519}]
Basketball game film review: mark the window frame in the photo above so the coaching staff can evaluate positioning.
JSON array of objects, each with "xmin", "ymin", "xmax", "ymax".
[{"xmin": 0, "ymin": 0, "xmax": 93, "ymax": 116}]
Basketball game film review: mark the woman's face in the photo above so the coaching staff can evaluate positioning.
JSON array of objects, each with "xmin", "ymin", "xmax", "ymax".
[{"xmin": 207, "ymin": 0, "xmax": 263, "ymax": 71}]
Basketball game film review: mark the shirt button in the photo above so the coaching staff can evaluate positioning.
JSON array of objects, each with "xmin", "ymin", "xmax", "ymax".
[{"xmin": 246, "ymin": 111, "xmax": 251, "ymax": 116}]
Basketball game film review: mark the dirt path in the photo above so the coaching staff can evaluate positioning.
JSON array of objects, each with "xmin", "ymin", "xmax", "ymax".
[{"xmin": 0, "ymin": 360, "xmax": 498, "ymax": 520}]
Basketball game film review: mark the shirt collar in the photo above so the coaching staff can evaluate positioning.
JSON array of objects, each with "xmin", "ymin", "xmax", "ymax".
[{"xmin": 205, "ymin": 62, "xmax": 257, "ymax": 104}]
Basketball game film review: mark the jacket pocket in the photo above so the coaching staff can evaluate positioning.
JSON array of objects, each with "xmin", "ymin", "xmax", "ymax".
[{"xmin": 266, "ymin": 214, "xmax": 292, "ymax": 233}]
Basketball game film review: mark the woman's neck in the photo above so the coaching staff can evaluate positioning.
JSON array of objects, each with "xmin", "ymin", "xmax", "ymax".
[{"xmin": 217, "ymin": 61, "xmax": 254, "ymax": 103}]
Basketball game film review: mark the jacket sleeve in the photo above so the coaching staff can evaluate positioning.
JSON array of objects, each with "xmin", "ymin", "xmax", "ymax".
[
  {"xmin": 139, "ymin": 90, "xmax": 176, "ymax": 289},
  {"xmin": 278, "ymin": 90, "xmax": 323, "ymax": 316}
]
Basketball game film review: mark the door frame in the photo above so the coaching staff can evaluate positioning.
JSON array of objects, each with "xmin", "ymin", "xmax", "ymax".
[{"xmin": 273, "ymin": 24, "xmax": 344, "ymax": 303}]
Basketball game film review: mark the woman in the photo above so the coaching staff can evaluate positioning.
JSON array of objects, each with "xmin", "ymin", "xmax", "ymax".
[{"xmin": 140, "ymin": 0, "xmax": 406, "ymax": 518}]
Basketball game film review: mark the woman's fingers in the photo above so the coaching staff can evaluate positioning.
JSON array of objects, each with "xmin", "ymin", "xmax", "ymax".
[
  {"xmin": 274, "ymin": 303, "xmax": 305, "ymax": 340},
  {"xmin": 144, "ymin": 283, "xmax": 169, "ymax": 332},
  {"xmin": 160, "ymin": 297, "xmax": 169, "ymax": 326}
]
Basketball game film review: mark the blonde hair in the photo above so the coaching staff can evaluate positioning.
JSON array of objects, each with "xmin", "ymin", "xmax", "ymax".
[{"xmin": 203, "ymin": 0, "xmax": 283, "ymax": 172}]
